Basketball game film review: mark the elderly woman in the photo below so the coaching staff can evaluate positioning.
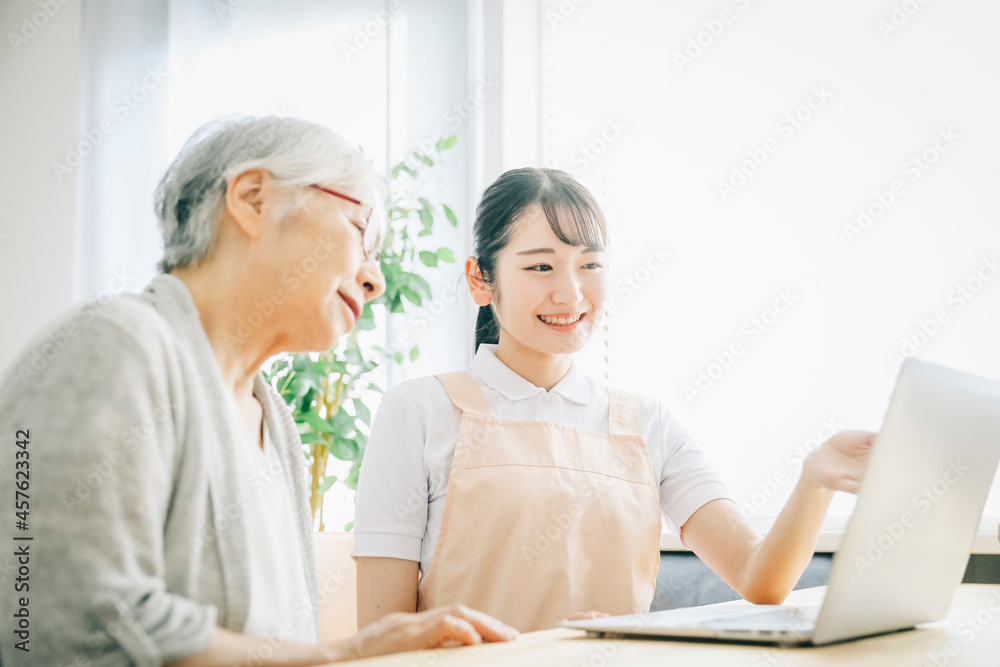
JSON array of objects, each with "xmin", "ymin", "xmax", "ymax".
[{"xmin": 0, "ymin": 116, "xmax": 516, "ymax": 665}]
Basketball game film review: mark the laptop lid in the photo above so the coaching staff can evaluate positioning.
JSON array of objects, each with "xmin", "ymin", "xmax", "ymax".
[
  {"xmin": 562, "ymin": 358, "xmax": 1000, "ymax": 645},
  {"xmin": 811, "ymin": 358, "xmax": 1000, "ymax": 644}
]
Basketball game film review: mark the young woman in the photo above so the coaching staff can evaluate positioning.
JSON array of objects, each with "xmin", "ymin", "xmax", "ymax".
[{"xmin": 352, "ymin": 168, "xmax": 871, "ymax": 633}]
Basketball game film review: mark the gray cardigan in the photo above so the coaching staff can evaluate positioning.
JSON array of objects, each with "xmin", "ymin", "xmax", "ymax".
[{"xmin": 0, "ymin": 274, "xmax": 318, "ymax": 666}]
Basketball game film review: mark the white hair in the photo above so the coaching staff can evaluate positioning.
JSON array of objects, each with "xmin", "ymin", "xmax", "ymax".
[{"xmin": 154, "ymin": 115, "xmax": 384, "ymax": 272}]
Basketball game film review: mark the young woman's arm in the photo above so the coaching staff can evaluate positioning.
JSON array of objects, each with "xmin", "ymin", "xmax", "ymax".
[
  {"xmin": 356, "ymin": 557, "xmax": 421, "ymax": 628},
  {"xmin": 680, "ymin": 430, "xmax": 872, "ymax": 604}
]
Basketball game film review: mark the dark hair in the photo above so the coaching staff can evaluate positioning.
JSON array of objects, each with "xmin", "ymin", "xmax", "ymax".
[{"xmin": 471, "ymin": 168, "xmax": 608, "ymax": 352}]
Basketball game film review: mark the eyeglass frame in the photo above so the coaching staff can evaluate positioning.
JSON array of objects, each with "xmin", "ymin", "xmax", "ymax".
[{"xmin": 309, "ymin": 183, "xmax": 381, "ymax": 260}]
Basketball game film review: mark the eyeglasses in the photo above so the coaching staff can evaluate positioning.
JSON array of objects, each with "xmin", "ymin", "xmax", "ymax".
[{"xmin": 309, "ymin": 184, "xmax": 382, "ymax": 260}]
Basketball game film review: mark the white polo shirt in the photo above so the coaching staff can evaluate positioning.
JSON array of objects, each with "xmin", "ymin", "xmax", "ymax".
[{"xmin": 352, "ymin": 344, "xmax": 730, "ymax": 582}]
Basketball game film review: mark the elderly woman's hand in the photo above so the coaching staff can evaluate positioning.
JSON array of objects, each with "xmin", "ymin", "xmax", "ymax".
[{"xmin": 333, "ymin": 604, "xmax": 519, "ymax": 660}]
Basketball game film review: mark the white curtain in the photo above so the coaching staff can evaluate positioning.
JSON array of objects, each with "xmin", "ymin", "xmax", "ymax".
[{"xmin": 76, "ymin": 0, "xmax": 170, "ymax": 302}]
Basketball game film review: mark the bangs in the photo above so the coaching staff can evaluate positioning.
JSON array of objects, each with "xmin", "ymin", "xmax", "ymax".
[{"xmin": 538, "ymin": 184, "xmax": 608, "ymax": 251}]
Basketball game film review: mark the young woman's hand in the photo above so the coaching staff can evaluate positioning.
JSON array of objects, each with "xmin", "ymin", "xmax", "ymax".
[
  {"xmin": 565, "ymin": 611, "xmax": 609, "ymax": 621},
  {"xmin": 802, "ymin": 429, "xmax": 874, "ymax": 494},
  {"xmin": 334, "ymin": 604, "xmax": 519, "ymax": 661}
]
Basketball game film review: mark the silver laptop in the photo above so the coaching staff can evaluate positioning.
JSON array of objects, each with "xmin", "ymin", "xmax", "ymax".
[{"xmin": 562, "ymin": 358, "xmax": 1000, "ymax": 646}]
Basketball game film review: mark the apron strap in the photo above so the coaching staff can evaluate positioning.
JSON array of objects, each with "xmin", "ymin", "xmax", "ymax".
[
  {"xmin": 435, "ymin": 371, "xmax": 493, "ymax": 417},
  {"xmin": 608, "ymin": 388, "xmax": 641, "ymax": 436}
]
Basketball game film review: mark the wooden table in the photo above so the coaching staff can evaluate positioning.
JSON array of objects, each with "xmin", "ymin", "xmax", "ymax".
[{"xmin": 333, "ymin": 584, "xmax": 1000, "ymax": 666}]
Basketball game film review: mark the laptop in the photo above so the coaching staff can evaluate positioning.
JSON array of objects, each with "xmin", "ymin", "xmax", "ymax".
[{"xmin": 562, "ymin": 358, "xmax": 1000, "ymax": 646}]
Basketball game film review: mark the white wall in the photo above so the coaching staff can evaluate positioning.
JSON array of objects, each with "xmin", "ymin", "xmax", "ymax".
[
  {"xmin": 538, "ymin": 0, "xmax": 1000, "ymax": 525},
  {"xmin": 0, "ymin": 0, "xmax": 82, "ymax": 377}
]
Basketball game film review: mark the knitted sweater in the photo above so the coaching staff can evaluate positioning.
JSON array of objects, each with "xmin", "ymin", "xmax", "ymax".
[{"xmin": 0, "ymin": 274, "xmax": 318, "ymax": 666}]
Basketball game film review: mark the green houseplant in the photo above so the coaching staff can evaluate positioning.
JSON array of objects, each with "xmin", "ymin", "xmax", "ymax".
[{"xmin": 264, "ymin": 135, "xmax": 460, "ymax": 531}]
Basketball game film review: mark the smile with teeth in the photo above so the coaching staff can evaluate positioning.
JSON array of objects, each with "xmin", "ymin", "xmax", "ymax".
[{"xmin": 538, "ymin": 313, "xmax": 584, "ymax": 325}]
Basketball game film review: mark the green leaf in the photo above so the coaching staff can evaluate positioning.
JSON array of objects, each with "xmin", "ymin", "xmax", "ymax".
[
  {"xmin": 317, "ymin": 476, "xmax": 338, "ymax": 493},
  {"xmin": 436, "ymin": 247, "xmax": 455, "ymax": 263},
  {"xmin": 417, "ymin": 153, "xmax": 434, "ymax": 167},
  {"xmin": 400, "ymin": 285, "xmax": 423, "ymax": 306},
  {"xmin": 417, "ymin": 228, "xmax": 433, "ymax": 237},
  {"xmin": 393, "ymin": 162, "xmax": 416, "ymax": 179},
  {"xmin": 437, "ymin": 134, "xmax": 458, "ymax": 151},
  {"xmin": 353, "ymin": 398, "xmax": 371, "ymax": 426},
  {"xmin": 367, "ymin": 383, "xmax": 383, "ymax": 394},
  {"xmin": 419, "ymin": 251, "xmax": 438, "ymax": 267},
  {"xmin": 331, "ymin": 439, "xmax": 356, "ymax": 461},
  {"xmin": 394, "ymin": 351, "xmax": 404, "ymax": 364},
  {"xmin": 443, "ymin": 204, "xmax": 458, "ymax": 227},
  {"xmin": 344, "ymin": 521, "xmax": 355, "ymax": 532},
  {"xmin": 409, "ymin": 345, "xmax": 420, "ymax": 361},
  {"xmin": 418, "ymin": 208, "xmax": 433, "ymax": 229},
  {"xmin": 410, "ymin": 274, "xmax": 432, "ymax": 299},
  {"xmin": 304, "ymin": 411, "xmax": 337, "ymax": 435},
  {"xmin": 299, "ymin": 431, "xmax": 325, "ymax": 445},
  {"xmin": 389, "ymin": 295, "xmax": 406, "ymax": 314},
  {"xmin": 344, "ymin": 348, "xmax": 365, "ymax": 366}
]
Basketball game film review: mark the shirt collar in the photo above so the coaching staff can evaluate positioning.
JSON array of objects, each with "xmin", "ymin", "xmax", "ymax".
[{"xmin": 471, "ymin": 344, "xmax": 590, "ymax": 405}]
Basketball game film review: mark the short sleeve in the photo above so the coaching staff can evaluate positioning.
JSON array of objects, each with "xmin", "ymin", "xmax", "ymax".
[
  {"xmin": 649, "ymin": 401, "xmax": 731, "ymax": 534},
  {"xmin": 352, "ymin": 384, "xmax": 429, "ymax": 561}
]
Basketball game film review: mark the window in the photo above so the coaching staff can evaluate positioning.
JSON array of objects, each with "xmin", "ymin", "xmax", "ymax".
[{"xmin": 537, "ymin": 0, "xmax": 1000, "ymax": 528}]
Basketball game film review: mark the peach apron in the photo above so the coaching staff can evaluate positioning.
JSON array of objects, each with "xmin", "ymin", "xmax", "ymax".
[{"xmin": 416, "ymin": 370, "xmax": 662, "ymax": 632}]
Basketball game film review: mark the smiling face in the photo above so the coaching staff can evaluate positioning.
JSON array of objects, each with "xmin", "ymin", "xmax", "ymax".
[
  {"xmin": 267, "ymin": 179, "xmax": 386, "ymax": 352},
  {"xmin": 485, "ymin": 204, "xmax": 608, "ymax": 356}
]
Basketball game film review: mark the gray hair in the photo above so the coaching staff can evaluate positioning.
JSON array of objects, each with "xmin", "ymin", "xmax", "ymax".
[{"xmin": 154, "ymin": 115, "xmax": 384, "ymax": 272}]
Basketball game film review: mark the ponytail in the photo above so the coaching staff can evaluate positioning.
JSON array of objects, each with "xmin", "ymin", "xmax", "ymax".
[{"xmin": 475, "ymin": 304, "xmax": 500, "ymax": 353}]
